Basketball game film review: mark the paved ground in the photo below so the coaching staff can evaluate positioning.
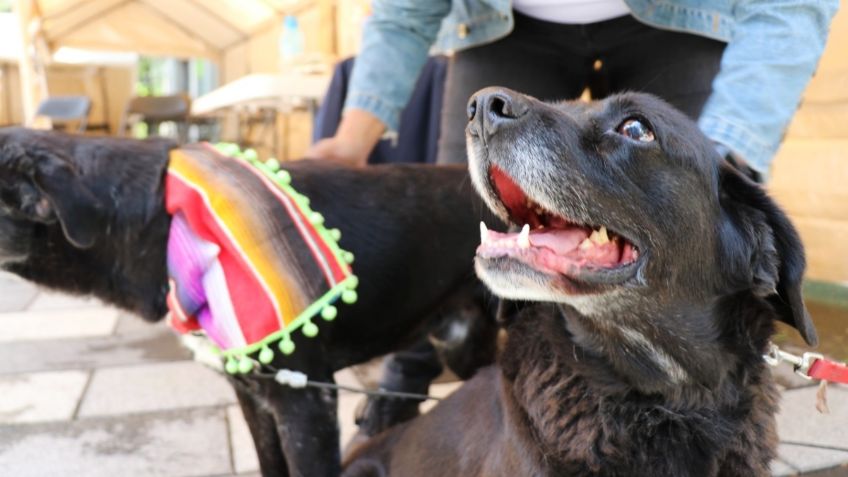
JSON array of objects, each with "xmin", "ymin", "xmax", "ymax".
[{"xmin": 0, "ymin": 271, "xmax": 846, "ymax": 476}]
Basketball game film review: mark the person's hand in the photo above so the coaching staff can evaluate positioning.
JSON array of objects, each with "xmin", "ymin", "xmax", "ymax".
[{"xmin": 307, "ymin": 109, "xmax": 386, "ymax": 167}]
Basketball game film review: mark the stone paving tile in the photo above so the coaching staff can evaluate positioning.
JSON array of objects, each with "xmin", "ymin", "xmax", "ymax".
[
  {"xmin": 0, "ymin": 408, "xmax": 232, "ymax": 477},
  {"xmin": 227, "ymin": 405, "xmax": 259, "ymax": 475},
  {"xmin": 339, "ymin": 392, "xmax": 361, "ymax": 449},
  {"xmin": 78, "ymin": 361, "xmax": 236, "ymax": 418},
  {"xmin": 421, "ymin": 381, "xmax": 462, "ymax": 414},
  {"xmin": 223, "ymin": 376, "xmax": 461, "ymax": 474},
  {"xmin": 773, "ymin": 455, "xmax": 803, "ymax": 476},
  {"xmin": 776, "ymin": 384, "xmax": 848, "ymax": 474},
  {"xmin": 0, "ymin": 307, "xmax": 119, "ymax": 342},
  {"xmin": 114, "ymin": 311, "xmax": 164, "ymax": 335},
  {"xmin": 27, "ymin": 290, "xmax": 101, "ymax": 311},
  {"xmin": 0, "ymin": 370, "xmax": 90, "ymax": 423},
  {"xmin": 0, "ymin": 272, "xmax": 38, "ymax": 313},
  {"xmin": 0, "ymin": 323, "xmax": 190, "ymax": 375},
  {"xmin": 800, "ymin": 465, "xmax": 848, "ymax": 477}
]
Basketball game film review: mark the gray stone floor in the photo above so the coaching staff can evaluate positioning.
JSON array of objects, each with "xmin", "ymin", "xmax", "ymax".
[{"xmin": 0, "ymin": 272, "xmax": 845, "ymax": 476}]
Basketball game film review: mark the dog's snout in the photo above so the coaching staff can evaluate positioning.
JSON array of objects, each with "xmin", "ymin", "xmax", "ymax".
[{"xmin": 467, "ymin": 88, "xmax": 529, "ymax": 139}]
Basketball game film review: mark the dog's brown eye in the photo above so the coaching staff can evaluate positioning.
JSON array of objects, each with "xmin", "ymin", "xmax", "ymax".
[{"xmin": 618, "ymin": 119, "xmax": 655, "ymax": 142}]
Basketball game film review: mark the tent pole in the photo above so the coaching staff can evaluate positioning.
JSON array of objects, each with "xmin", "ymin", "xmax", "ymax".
[{"xmin": 14, "ymin": 0, "xmax": 48, "ymax": 126}]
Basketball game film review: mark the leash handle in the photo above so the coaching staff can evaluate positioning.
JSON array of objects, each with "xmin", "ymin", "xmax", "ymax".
[{"xmin": 808, "ymin": 358, "xmax": 848, "ymax": 383}]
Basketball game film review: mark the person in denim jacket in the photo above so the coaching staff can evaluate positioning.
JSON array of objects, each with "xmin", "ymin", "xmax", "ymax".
[{"xmin": 309, "ymin": 1, "xmax": 838, "ymax": 181}]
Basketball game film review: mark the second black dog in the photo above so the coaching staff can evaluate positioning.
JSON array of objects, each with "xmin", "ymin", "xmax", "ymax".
[{"xmin": 0, "ymin": 128, "xmax": 500, "ymax": 477}]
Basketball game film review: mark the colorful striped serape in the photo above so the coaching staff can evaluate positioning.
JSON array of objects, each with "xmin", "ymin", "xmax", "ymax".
[{"xmin": 165, "ymin": 145, "xmax": 357, "ymax": 374}]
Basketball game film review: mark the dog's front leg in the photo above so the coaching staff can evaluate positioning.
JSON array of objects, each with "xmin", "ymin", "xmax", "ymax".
[
  {"xmin": 230, "ymin": 377, "xmax": 290, "ymax": 477},
  {"xmin": 259, "ymin": 371, "xmax": 341, "ymax": 477},
  {"xmin": 356, "ymin": 339, "xmax": 441, "ymax": 437}
]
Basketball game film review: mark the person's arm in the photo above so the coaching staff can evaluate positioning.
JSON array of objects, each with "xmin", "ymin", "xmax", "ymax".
[
  {"xmin": 308, "ymin": 0, "xmax": 452, "ymax": 166},
  {"xmin": 698, "ymin": 0, "xmax": 839, "ymax": 179}
]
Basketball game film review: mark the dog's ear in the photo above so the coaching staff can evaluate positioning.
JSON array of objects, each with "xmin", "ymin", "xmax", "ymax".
[
  {"xmin": 0, "ymin": 143, "xmax": 105, "ymax": 249},
  {"xmin": 718, "ymin": 162, "xmax": 817, "ymax": 346}
]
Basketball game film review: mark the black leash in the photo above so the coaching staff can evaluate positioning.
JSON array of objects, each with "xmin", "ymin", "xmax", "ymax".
[
  {"xmin": 253, "ymin": 368, "xmax": 441, "ymax": 401},
  {"xmin": 779, "ymin": 440, "xmax": 848, "ymax": 453}
]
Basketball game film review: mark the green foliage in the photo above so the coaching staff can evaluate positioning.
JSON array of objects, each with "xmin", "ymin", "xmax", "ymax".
[{"xmin": 135, "ymin": 57, "xmax": 163, "ymax": 97}]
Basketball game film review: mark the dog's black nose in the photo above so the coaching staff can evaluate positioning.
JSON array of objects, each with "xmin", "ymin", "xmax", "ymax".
[{"xmin": 467, "ymin": 88, "xmax": 529, "ymax": 139}]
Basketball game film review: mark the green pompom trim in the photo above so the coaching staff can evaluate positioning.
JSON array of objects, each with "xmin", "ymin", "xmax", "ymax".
[
  {"xmin": 265, "ymin": 158, "xmax": 281, "ymax": 171},
  {"xmin": 302, "ymin": 321, "xmax": 319, "ymax": 337},
  {"xmin": 321, "ymin": 305, "xmax": 338, "ymax": 321},
  {"xmin": 276, "ymin": 170, "xmax": 292, "ymax": 184},
  {"xmin": 342, "ymin": 290, "xmax": 358, "ymax": 305},
  {"xmin": 238, "ymin": 358, "xmax": 255, "ymax": 374},
  {"xmin": 279, "ymin": 338, "xmax": 296, "ymax": 355},
  {"xmin": 259, "ymin": 346, "xmax": 275, "ymax": 364},
  {"xmin": 225, "ymin": 357, "xmax": 239, "ymax": 374}
]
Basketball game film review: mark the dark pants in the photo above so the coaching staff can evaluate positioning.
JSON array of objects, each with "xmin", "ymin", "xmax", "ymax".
[{"xmin": 437, "ymin": 12, "xmax": 726, "ymax": 164}]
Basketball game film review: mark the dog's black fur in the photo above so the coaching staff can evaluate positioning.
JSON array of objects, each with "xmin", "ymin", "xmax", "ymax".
[
  {"xmin": 0, "ymin": 128, "xmax": 501, "ymax": 477},
  {"xmin": 342, "ymin": 89, "xmax": 817, "ymax": 476}
]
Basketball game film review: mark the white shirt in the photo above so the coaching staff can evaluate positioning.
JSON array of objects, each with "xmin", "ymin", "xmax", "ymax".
[{"xmin": 512, "ymin": 0, "xmax": 631, "ymax": 24}]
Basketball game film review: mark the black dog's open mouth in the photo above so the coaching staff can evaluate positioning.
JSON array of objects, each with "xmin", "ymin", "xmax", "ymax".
[{"xmin": 478, "ymin": 166, "xmax": 639, "ymax": 280}]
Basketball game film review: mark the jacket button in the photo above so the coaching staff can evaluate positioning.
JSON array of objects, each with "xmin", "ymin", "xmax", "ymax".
[{"xmin": 457, "ymin": 23, "xmax": 469, "ymax": 39}]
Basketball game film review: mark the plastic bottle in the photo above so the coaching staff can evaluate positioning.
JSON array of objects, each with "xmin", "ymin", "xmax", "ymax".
[{"xmin": 278, "ymin": 15, "xmax": 305, "ymax": 69}]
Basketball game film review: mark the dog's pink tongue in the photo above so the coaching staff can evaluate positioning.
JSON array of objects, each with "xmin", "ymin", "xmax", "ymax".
[{"xmin": 529, "ymin": 228, "xmax": 588, "ymax": 255}]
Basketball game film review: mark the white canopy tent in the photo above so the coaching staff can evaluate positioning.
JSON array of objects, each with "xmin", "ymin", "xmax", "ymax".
[
  {"xmin": 28, "ymin": 0, "xmax": 305, "ymax": 60},
  {"xmin": 13, "ymin": 0, "xmax": 326, "ymax": 119}
]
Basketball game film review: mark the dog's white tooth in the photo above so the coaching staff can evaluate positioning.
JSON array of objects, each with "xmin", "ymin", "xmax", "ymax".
[
  {"xmin": 632, "ymin": 248, "xmax": 639, "ymax": 259},
  {"xmin": 589, "ymin": 229, "xmax": 601, "ymax": 244},
  {"xmin": 579, "ymin": 237, "xmax": 593, "ymax": 250},
  {"xmin": 518, "ymin": 224, "xmax": 531, "ymax": 249},
  {"xmin": 590, "ymin": 226, "xmax": 610, "ymax": 245},
  {"xmin": 598, "ymin": 226, "xmax": 610, "ymax": 244},
  {"xmin": 480, "ymin": 222, "xmax": 489, "ymax": 245}
]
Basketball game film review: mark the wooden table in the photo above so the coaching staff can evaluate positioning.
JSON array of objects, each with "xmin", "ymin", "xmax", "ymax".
[{"xmin": 192, "ymin": 73, "xmax": 330, "ymax": 159}]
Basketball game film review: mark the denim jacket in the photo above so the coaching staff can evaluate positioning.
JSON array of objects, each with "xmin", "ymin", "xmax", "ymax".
[{"xmin": 345, "ymin": 0, "xmax": 838, "ymax": 174}]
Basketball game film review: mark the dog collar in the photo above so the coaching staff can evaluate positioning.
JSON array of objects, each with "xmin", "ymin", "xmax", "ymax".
[{"xmin": 164, "ymin": 144, "xmax": 357, "ymax": 374}]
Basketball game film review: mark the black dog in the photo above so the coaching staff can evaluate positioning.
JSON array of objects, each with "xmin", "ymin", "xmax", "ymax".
[
  {"xmin": 0, "ymin": 128, "xmax": 500, "ymax": 477},
  {"xmin": 342, "ymin": 89, "xmax": 817, "ymax": 477}
]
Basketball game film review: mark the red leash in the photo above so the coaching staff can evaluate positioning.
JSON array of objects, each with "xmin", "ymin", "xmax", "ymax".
[
  {"xmin": 764, "ymin": 343, "xmax": 848, "ymax": 384},
  {"xmin": 808, "ymin": 358, "xmax": 848, "ymax": 383}
]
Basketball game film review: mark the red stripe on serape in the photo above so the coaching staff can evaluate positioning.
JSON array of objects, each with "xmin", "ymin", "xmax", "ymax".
[{"xmin": 166, "ymin": 173, "xmax": 282, "ymax": 343}]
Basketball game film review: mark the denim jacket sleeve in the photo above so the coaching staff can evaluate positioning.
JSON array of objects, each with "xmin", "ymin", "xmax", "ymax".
[
  {"xmin": 697, "ymin": 0, "xmax": 839, "ymax": 175},
  {"xmin": 343, "ymin": 0, "xmax": 452, "ymax": 133}
]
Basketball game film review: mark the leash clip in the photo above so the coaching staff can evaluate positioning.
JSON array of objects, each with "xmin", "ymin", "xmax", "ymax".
[
  {"xmin": 275, "ymin": 369, "xmax": 309, "ymax": 388},
  {"xmin": 764, "ymin": 343, "xmax": 822, "ymax": 380}
]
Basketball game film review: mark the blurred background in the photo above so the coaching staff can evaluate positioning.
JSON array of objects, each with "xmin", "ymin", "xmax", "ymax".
[{"xmin": 0, "ymin": 0, "xmax": 372, "ymax": 160}]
